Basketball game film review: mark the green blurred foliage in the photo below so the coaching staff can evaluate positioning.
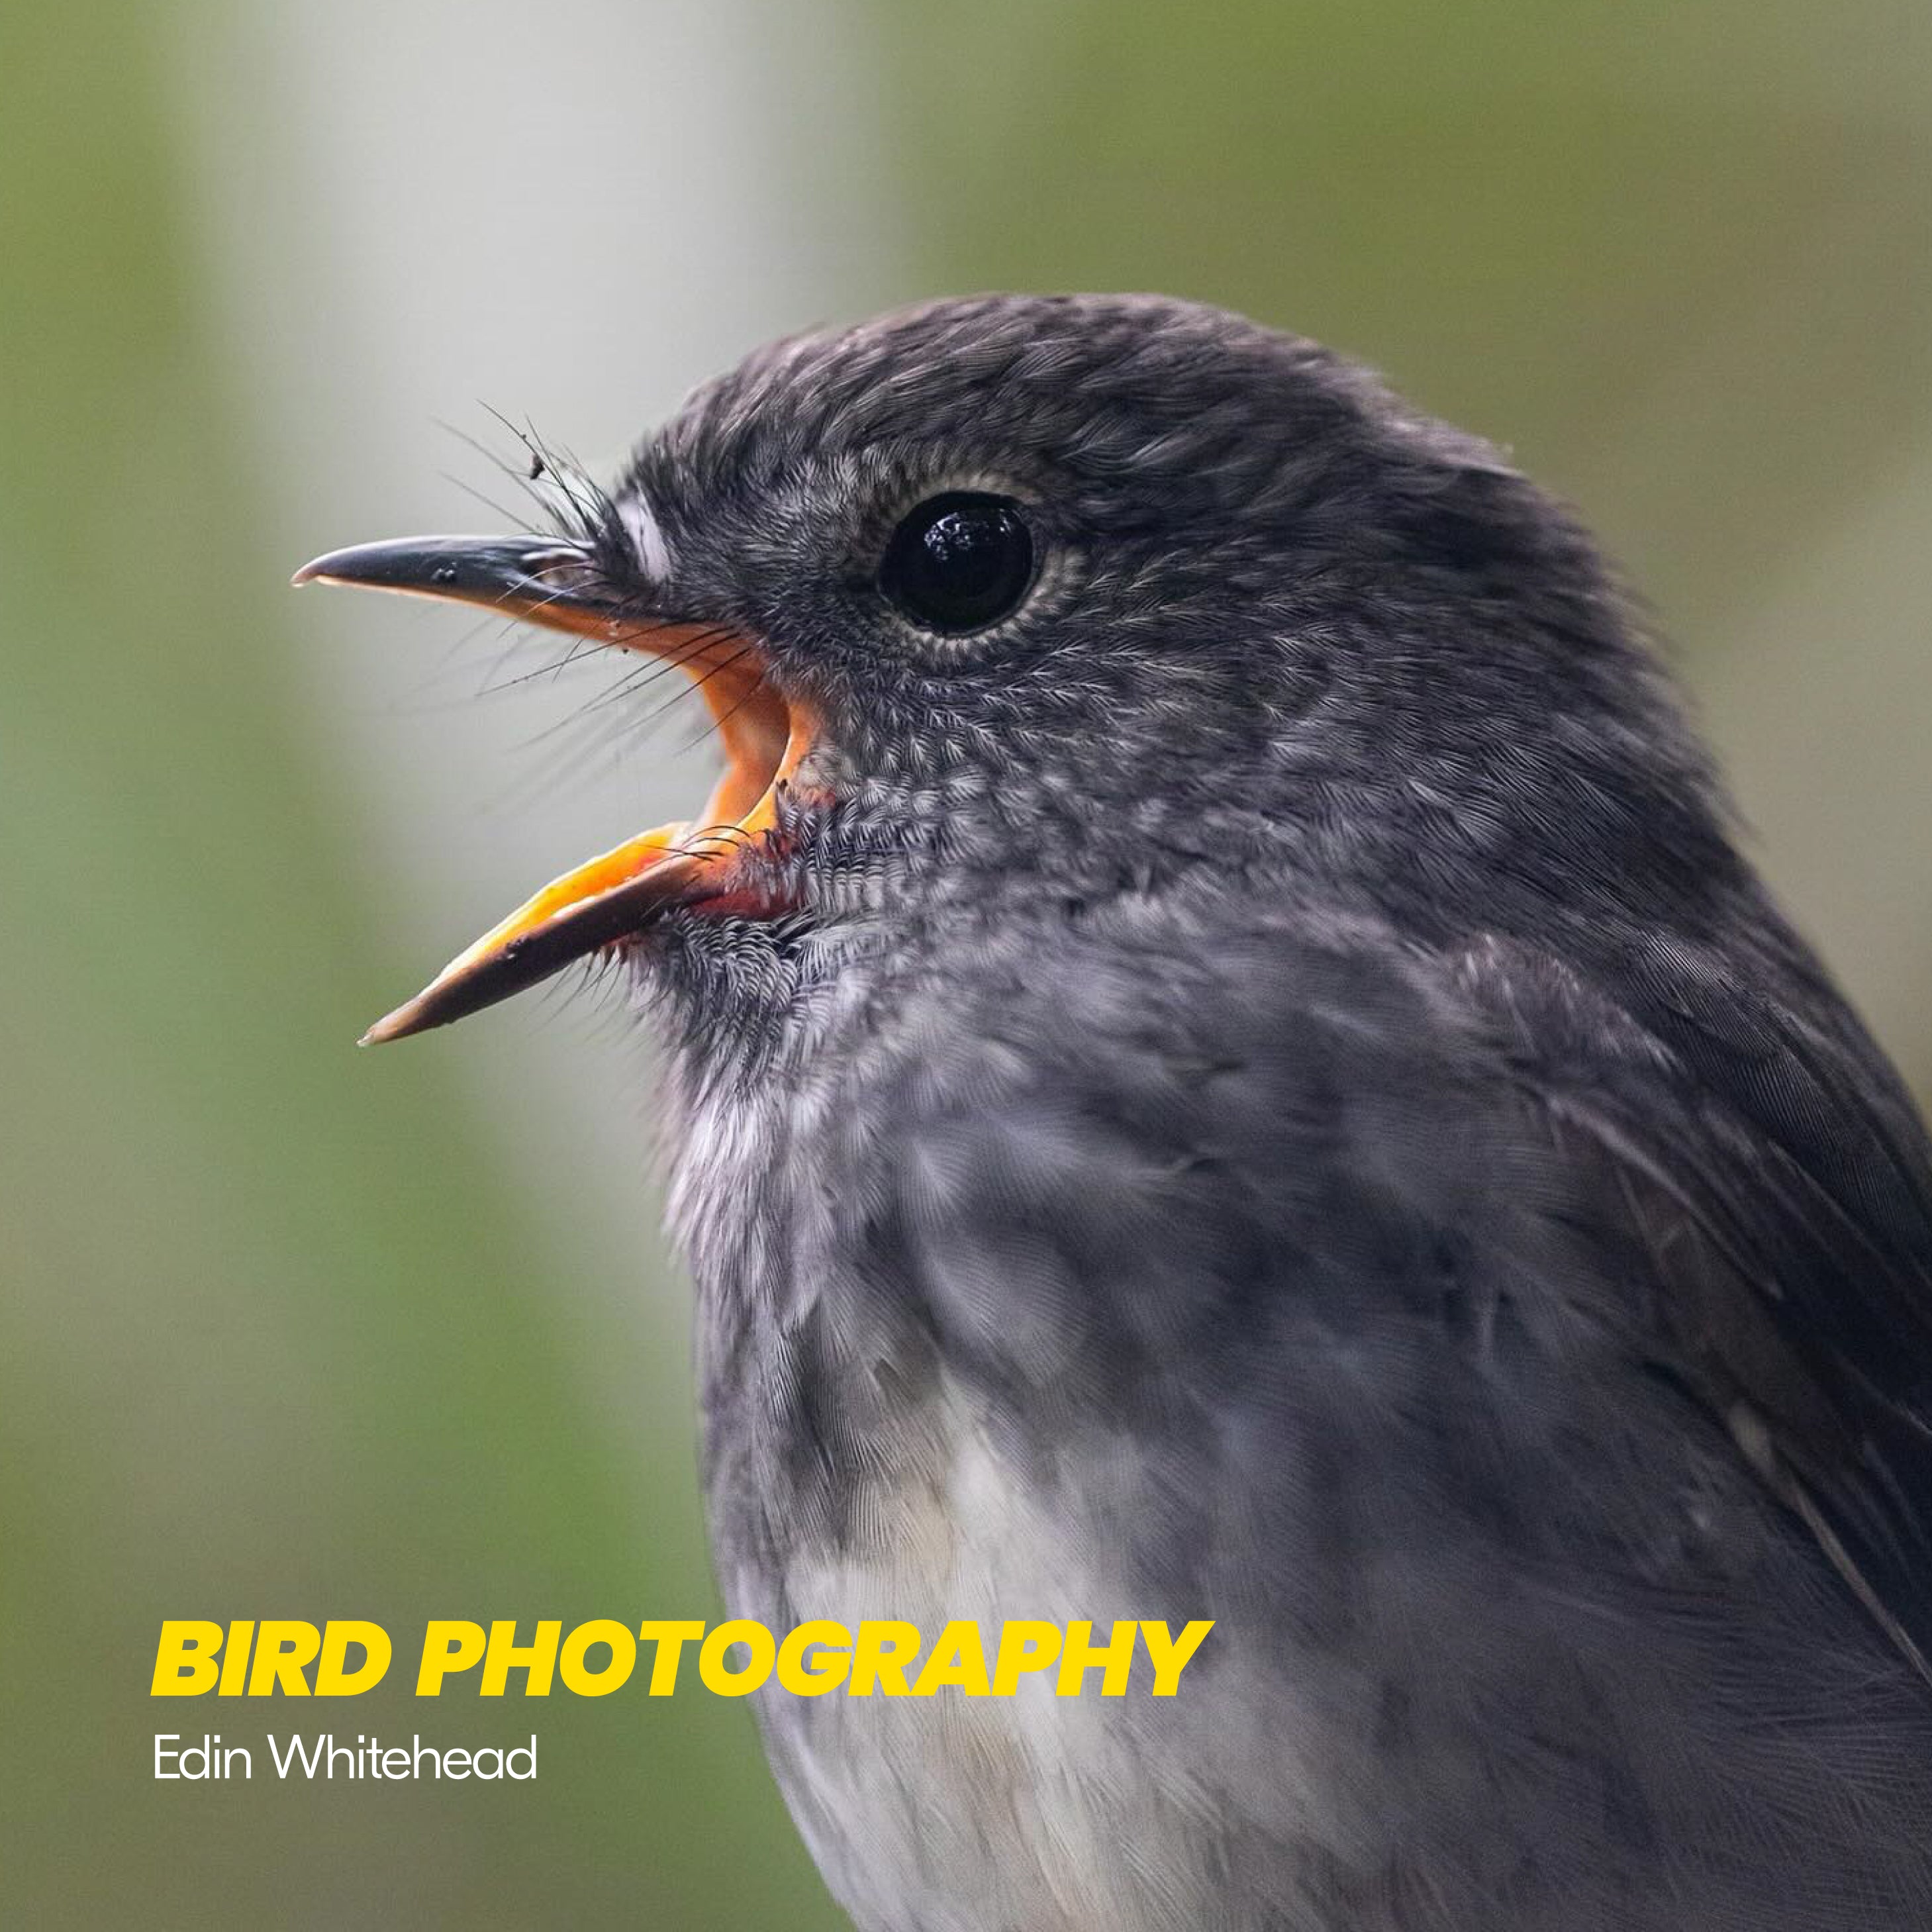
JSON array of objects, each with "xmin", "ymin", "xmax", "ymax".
[
  {"xmin": 0, "ymin": 4, "xmax": 831, "ymax": 1925},
  {"xmin": 3, "ymin": 0, "xmax": 1927, "ymax": 1925},
  {"xmin": 877, "ymin": 0, "xmax": 1932, "ymax": 628}
]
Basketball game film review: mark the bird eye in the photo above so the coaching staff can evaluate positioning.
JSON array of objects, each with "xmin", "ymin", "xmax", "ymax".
[{"xmin": 877, "ymin": 493, "xmax": 1036, "ymax": 636}]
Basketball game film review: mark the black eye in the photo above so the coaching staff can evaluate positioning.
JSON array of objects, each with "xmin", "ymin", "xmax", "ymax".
[{"xmin": 877, "ymin": 493, "xmax": 1036, "ymax": 636}]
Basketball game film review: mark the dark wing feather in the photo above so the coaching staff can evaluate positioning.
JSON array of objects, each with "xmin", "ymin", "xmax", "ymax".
[{"xmin": 1452, "ymin": 932, "xmax": 1932, "ymax": 1674}]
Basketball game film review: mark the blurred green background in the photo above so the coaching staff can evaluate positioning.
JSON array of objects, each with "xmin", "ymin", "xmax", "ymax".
[{"xmin": 4, "ymin": 1, "xmax": 1928, "ymax": 1924}]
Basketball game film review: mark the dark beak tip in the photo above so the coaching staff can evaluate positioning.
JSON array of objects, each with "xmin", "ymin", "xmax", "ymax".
[
  {"xmin": 358, "ymin": 1005, "xmax": 420, "ymax": 1047},
  {"xmin": 289, "ymin": 540, "xmax": 407, "ymax": 591}
]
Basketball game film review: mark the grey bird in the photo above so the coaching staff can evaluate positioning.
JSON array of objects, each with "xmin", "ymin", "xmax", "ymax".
[{"xmin": 297, "ymin": 294, "xmax": 1932, "ymax": 1931}]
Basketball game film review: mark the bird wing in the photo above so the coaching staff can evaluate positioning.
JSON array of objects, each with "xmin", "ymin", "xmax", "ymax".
[{"xmin": 1449, "ymin": 930, "xmax": 1932, "ymax": 1678}]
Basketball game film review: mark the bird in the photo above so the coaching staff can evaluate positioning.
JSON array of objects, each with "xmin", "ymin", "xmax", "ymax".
[{"xmin": 297, "ymin": 294, "xmax": 1932, "ymax": 1931}]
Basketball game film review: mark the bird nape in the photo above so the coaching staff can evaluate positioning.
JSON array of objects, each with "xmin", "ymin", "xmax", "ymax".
[{"xmin": 297, "ymin": 295, "xmax": 1932, "ymax": 1932}]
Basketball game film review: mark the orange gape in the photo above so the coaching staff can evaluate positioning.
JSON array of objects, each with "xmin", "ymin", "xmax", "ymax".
[
  {"xmin": 293, "ymin": 533, "xmax": 829, "ymax": 1037},
  {"xmin": 358, "ymin": 626, "xmax": 818, "ymax": 1043}
]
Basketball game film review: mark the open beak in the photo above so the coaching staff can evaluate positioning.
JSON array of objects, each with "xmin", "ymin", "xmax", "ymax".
[{"xmin": 292, "ymin": 534, "xmax": 817, "ymax": 1043}]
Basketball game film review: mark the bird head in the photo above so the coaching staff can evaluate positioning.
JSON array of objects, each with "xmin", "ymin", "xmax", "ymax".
[{"xmin": 297, "ymin": 294, "xmax": 1725, "ymax": 1053}]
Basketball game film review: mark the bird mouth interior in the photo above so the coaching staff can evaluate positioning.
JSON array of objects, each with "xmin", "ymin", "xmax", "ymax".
[
  {"xmin": 292, "ymin": 535, "xmax": 816, "ymax": 1043},
  {"xmin": 367, "ymin": 634, "xmax": 814, "ymax": 1044}
]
